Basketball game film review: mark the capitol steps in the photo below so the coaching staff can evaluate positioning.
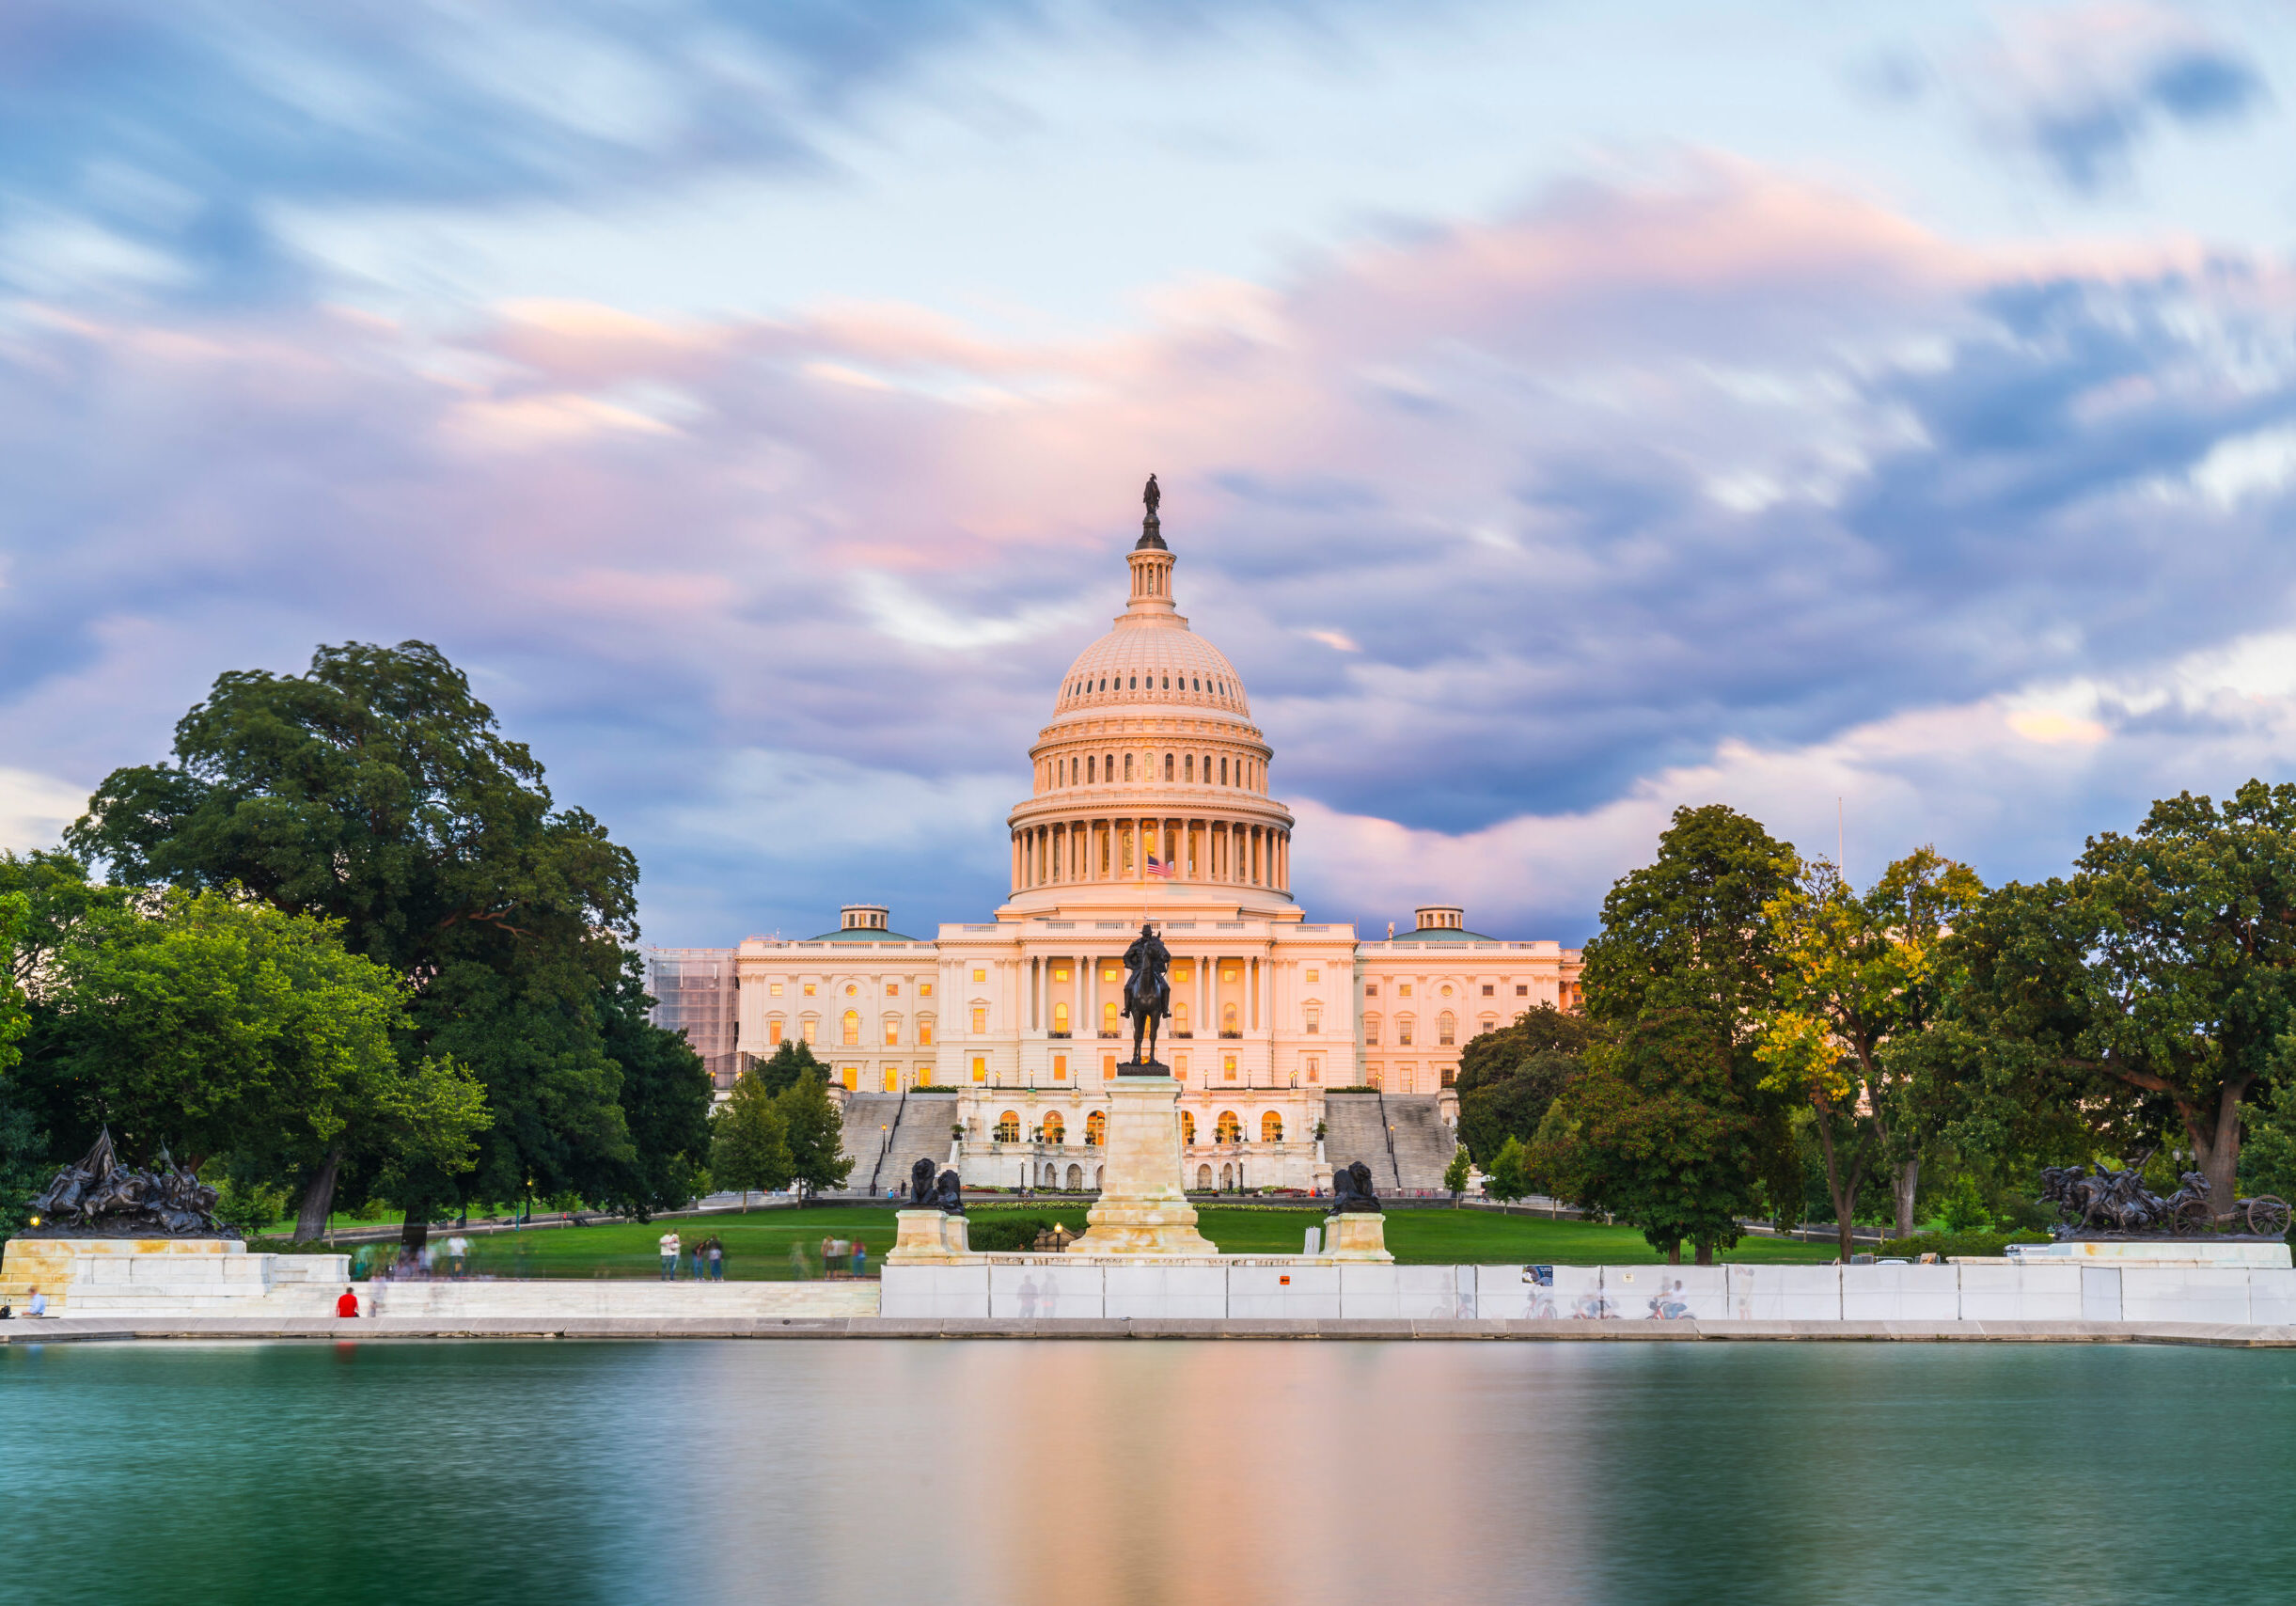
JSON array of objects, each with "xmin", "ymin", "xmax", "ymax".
[
  {"xmin": 837, "ymin": 1093, "xmax": 905, "ymax": 1191},
  {"xmin": 1384, "ymin": 1095, "xmax": 1458, "ymax": 1192},
  {"xmin": 1320, "ymin": 1092, "xmax": 1400, "ymax": 1192},
  {"xmin": 882, "ymin": 1089, "xmax": 961, "ymax": 1192}
]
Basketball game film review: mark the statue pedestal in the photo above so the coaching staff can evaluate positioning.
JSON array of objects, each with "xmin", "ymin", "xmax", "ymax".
[
  {"xmin": 1321, "ymin": 1213, "xmax": 1394, "ymax": 1263},
  {"xmin": 1068, "ymin": 1078, "xmax": 1219, "ymax": 1257},
  {"xmin": 885, "ymin": 1210, "xmax": 975, "ymax": 1264}
]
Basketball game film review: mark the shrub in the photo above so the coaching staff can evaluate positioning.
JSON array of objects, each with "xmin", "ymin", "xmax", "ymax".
[
  {"xmin": 1878, "ymin": 1229, "xmax": 2051, "ymax": 1260},
  {"xmin": 964, "ymin": 1213, "xmax": 1066, "ymax": 1252}
]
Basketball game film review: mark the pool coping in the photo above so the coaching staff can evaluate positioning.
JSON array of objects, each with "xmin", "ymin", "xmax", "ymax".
[{"xmin": 9, "ymin": 1316, "xmax": 2296, "ymax": 1346}]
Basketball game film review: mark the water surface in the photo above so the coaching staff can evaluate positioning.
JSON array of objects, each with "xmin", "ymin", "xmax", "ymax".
[{"xmin": 3, "ymin": 1339, "xmax": 2288, "ymax": 1605}]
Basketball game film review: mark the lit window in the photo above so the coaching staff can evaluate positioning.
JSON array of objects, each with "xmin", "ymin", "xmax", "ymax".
[
  {"xmin": 803, "ymin": 982, "xmax": 817, "ymax": 997},
  {"xmin": 1216, "ymin": 1110, "xmax": 1241, "ymax": 1142},
  {"xmin": 1441, "ymin": 984, "xmax": 1454, "ymax": 998},
  {"xmin": 769, "ymin": 982, "xmax": 784, "ymax": 997},
  {"xmin": 1104, "ymin": 1000, "xmax": 1119, "ymax": 1031},
  {"xmin": 1103, "ymin": 966, "xmax": 1119, "ymax": 982},
  {"xmin": 972, "ymin": 1005, "xmax": 987, "ymax": 1033},
  {"xmin": 972, "ymin": 1056, "xmax": 987, "ymax": 1081},
  {"xmin": 1176, "ymin": 1053, "xmax": 1188, "ymax": 1076},
  {"xmin": 996, "ymin": 1111, "xmax": 1020, "ymax": 1142},
  {"xmin": 1053, "ymin": 1054, "xmax": 1067, "ymax": 1080},
  {"xmin": 1087, "ymin": 1110, "xmax": 1107, "ymax": 1146},
  {"xmin": 768, "ymin": 1019, "xmax": 783, "ymax": 1046},
  {"xmin": 919, "ymin": 1020, "xmax": 934, "ymax": 1047},
  {"xmin": 888, "ymin": 983, "xmax": 901, "ymax": 997},
  {"xmin": 1221, "ymin": 967, "xmax": 1238, "ymax": 984},
  {"xmin": 802, "ymin": 1019, "xmax": 818, "ymax": 1044},
  {"xmin": 1103, "ymin": 1055, "xmax": 1117, "ymax": 1079},
  {"xmin": 1223, "ymin": 1056, "xmax": 1237, "ymax": 1080},
  {"xmin": 1439, "ymin": 1012, "xmax": 1455, "ymax": 1047},
  {"xmin": 1398, "ymin": 1016, "xmax": 1413, "ymax": 1047},
  {"xmin": 1044, "ymin": 1112, "xmax": 1065, "ymax": 1144},
  {"xmin": 847, "ymin": 983, "xmax": 858, "ymax": 997},
  {"xmin": 1053, "ymin": 1001, "xmax": 1070, "ymax": 1032},
  {"xmin": 972, "ymin": 968, "xmax": 986, "ymax": 983},
  {"xmin": 920, "ymin": 983, "xmax": 933, "ymax": 998},
  {"xmin": 1398, "ymin": 984, "xmax": 1411, "ymax": 997},
  {"xmin": 917, "ymin": 1063, "xmax": 933, "ymax": 1087},
  {"xmin": 841, "ymin": 1066, "xmax": 857, "ymax": 1090},
  {"xmin": 1054, "ymin": 967, "xmax": 1069, "ymax": 982},
  {"xmin": 1182, "ymin": 1111, "xmax": 1196, "ymax": 1143},
  {"xmin": 842, "ymin": 1011, "xmax": 859, "ymax": 1046},
  {"xmin": 884, "ymin": 1020, "xmax": 899, "ymax": 1047},
  {"xmin": 1305, "ymin": 968, "xmax": 1319, "ymax": 984},
  {"xmin": 1174, "ymin": 963, "xmax": 1192, "ymax": 983},
  {"xmin": 1261, "ymin": 1112, "xmax": 1283, "ymax": 1142}
]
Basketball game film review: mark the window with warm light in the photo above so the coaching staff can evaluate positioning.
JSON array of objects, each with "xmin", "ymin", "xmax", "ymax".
[
  {"xmin": 802, "ymin": 1019, "xmax": 818, "ymax": 1044},
  {"xmin": 1052, "ymin": 1054, "xmax": 1067, "ymax": 1080},
  {"xmin": 1398, "ymin": 1016, "xmax": 1414, "ymax": 1047},
  {"xmin": 1439, "ymin": 1013, "xmax": 1455, "ymax": 1047},
  {"xmin": 841, "ymin": 1011, "xmax": 858, "ymax": 1046},
  {"xmin": 920, "ymin": 983, "xmax": 933, "ymax": 998},
  {"xmin": 1053, "ymin": 1001, "xmax": 1070, "ymax": 1032},
  {"xmin": 1086, "ymin": 1110, "xmax": 1107, "ymax": 1146},
  {"xmin": 1053, "ymin": 966, "xmax": 1069, "ymax": 982},
  {"xmin": 1398, "ymin": 984, "xmax": 1411, "ymax": 997},
  {"xmin": 1103, "ymin": 1055, "xmax": 1117, "ymax": 1079},
  {"xmin": 971, "ymin": 1005, "xmax": 986, "ymax": 1033},
  {"xmin": 1181, "ymin": 1111, "xmax": 1196, "ymax": 1143},
  {"xmin": 1305, "ymin": 968, "xmax": 1319, "ymax": 984},
  {"xmin": 1223, "ymin": 1055, "xmax": 1237, "ymax": 1080},
  {"xmin": 803, "ymin": 982, "xmax": 817, "ymax": 997},
  {"xmin": 919, "ymin": 1019, "xmax": 934, "ymax": 1046},
  {"xmin": 971, "ymin": 1056, "xmax": 986, "ymax": 1082},
  {"xmin": 1261, "ymin": 1111, "xmax": 1282, "ymax": 1142},
  {"xmin": 884, "ymin": 1019, "xmax": 899, "ymax": 1047},
  {"xmin": 767, "ymin": 1019, "xmax": 783, "ymax": 1046},
  {"xmin": 996, "ymin": 1111, "xmax": 1020, "ymax": 1142},
  {"xmin": 888, "ymin": 983, "xmax": 901, "ymax": 997},
  {"xmin": 972, "ymin": 968, "xmax": 986, "ymax": 983},
  {"xmin": 769, "ymin": 982, "xmax": 783, "ymax": 997}
]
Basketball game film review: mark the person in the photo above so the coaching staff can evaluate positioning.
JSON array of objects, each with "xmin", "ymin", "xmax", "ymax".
[
  {"xmin": 707, "ymin": 1237, "xmax": 725, "ymax": 1282},
  {"xmin": 336, "ymin": 1286, "xmax": 360, "ymax": 1318},
  {"xmin": 25, "ymin": 1286, "xmax": 46, "ymax": 1318},
  {"xmin": 690, "ymin": 1241, "xmax": 706, "ymax": 1282},
  {"xmin": 788, "ymin": 1240, "xmax": 810, "ymax": 1281},
  {"xmin": 659, "ymin": 1230, "xmax": 681, "ymax": 1281},
  {"xmin": 446, "ymin": 1233, "xmax": 469, "ymax": 1277},
  {"xmin": 850, "ymin": 1239, "xmax": 867, "ymax": 1279}
]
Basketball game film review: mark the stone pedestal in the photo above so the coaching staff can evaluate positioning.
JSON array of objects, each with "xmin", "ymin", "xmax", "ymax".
[
  {"xmin": 2006, "ymin": 1238, "xmax": 2293, "ymax": 1267},
  {"xmin": 0, "ymin": 1236, "xmax": 243, "ymax": 1315},
  {"xmin": 1067, "ymin": 1077, "xmax": 1219, "ymax": 1256},
  {"xmin": 886, "ymin": 1209, "xmax": 975, "ymax": 1264},
  {"xmin": 1321, "ymin": 1212, "xmax": 1394, "ymax": 1263}
]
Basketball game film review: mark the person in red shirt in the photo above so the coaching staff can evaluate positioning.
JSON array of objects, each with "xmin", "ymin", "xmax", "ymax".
[{"xmin": 336, "ymin": 1287, "xmax": 360, "ymax": 1318}]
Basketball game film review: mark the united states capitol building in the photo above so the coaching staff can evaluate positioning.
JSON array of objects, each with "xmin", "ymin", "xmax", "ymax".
[{"xmin": 651, "ymin": 492, "xmax": 1582, "ymax": 1194}]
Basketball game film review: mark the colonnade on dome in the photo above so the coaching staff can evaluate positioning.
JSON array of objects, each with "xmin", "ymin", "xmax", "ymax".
[{"xmin": 1011, "ymin": 815, "xmax": 1288, "ymax": 895}]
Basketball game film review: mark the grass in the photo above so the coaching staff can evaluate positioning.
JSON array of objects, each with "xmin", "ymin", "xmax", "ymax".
[{"xmin": 268, "ymin": 1204, "xmax": 1840, "ymax": 1279}]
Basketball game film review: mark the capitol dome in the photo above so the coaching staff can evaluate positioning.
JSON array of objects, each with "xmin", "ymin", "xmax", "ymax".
[{"xmin": 1004, "ymin": 484, "xmax": 1296, "ymax": 915}]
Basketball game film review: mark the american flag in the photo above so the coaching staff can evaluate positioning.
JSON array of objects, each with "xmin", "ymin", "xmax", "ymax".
[{"xmin": 1145, "ymin": 855, "xmax": 1174, "ymax": 879}]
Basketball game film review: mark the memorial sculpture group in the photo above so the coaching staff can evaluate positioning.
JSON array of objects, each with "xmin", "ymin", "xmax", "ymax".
[
  {"xmin": 26, "ymin": 1130, "xmax": 233, "ymax": 1239},
  {"xmin": 2039, "ymin": 1159, "xmax": 2289, "ymax": 1239},
  {"xmin": 889, "ymin": 918, "xmax": 1392, "ymax": 1264}
]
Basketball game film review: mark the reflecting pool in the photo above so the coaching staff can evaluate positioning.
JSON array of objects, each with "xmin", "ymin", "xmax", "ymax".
[{"xmin": 4, "ymin": 1340, "xmax": 2291, "ymax": 1606}]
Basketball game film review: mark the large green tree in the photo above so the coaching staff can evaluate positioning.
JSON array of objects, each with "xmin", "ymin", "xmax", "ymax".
[
  {"xmin": 1755, "ymin": 848, "xmax": 1985, "ymax": 1254},
  {"xmin": 1949, "ymin": 781, "xmax": 2296, "ymax": 1213},
  {"xmin": 49, "ymin": 890, "xmax": 488, "ymax": 1223},
  {"xmin": 710, "ymin": 1069, "xmax": 793, "ymax": 1207},
  {"xmin": 595, "ymin": 956, "xmax": 714, "ymax": 1218},
  {"xmin": 67, "ymin": 640, "xmax": 642, "ymax": 1241},
  {"xmin": 776, "ymin": 1072, "xmax": 855, "ymax": 1197},
  {"xmin": 1542, "ymin": 804, "xmax": 1799, "ymax": 1262}
]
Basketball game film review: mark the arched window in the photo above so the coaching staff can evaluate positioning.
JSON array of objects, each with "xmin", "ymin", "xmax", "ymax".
[
  {"xmin": 1220, "ymin": 756, "xmax": 1228, "ymax": 784},
  {"xmin": 1439, "ymin": 1012, "xmax": 1455, "ymax": 1047},
  {"xmin": 1124, "ymin": 753, "xmax": 1134, "ymax": 780},
  {"xmin": 1185, "ymin": 754, "xmax": 1194, "ymax": 780},
  {"xmin": 801, "ymin": 1017, "xmax": 819, "ymax": 1044},
  {"xmin": 1363, "ymin": 1014, "xmax": 1380, "ymax": 1046},
  {"xmin": 1304, "ymin": 1003, "xmax": 1320, "ymax": 1034},
  {"xmin": 995, "ymin": 1111, "xmax": 1020, "ymax": 1142},
  {"xmin": 1087, "ymin": 755, "xmax": 1095, "ymax": 782},
  {"xmin": 1261, "ymin": 1111, "xmax": 1283, "ymax": 1142},
  {"xmin": 767, "ymin": 1017, "xmax": 784, "ymax": 1046},
  {"xmin": 1104, "ymin": 751, "xmax": 1113, "ymax": 779},
  {"xmin": 1221, "ymin": 1001, "xmax": 1238, "ymax": 1034},
  {"xmin": 1216, "ymin": 1110, "xmax": 1242, "ymax": 1143},
  {"xmin": 841, "ymin": 1011, "xmax": 859, "ymax": 1046},
  {"xmin": 1104, "ymin": 1000, "xmax": 1119, "ymax": 1033},
  {"xmin": 971, "ymin": 1004, "xmax": 987, "ymax": 1034},
  {"xmin": 1397, "ymin": 1015, "xmax": 1414, "ymax": 1047},
  {"xmin": 1198, "ymin": 1164, "xmax": 1213, "ymax": 1189},
  {"xmin": 1085, "ymin": 1110, "xmax": 1107, "ymax": 1146},
  {"xmin": 1052, "ymin": 1000, "xmax": 1069, "ymax": 1035},
  {"xmin": 1174, "ymin": 1000, "xmax": 1189, "ymax": 1034},
  {"xmin": 1164, "ymin": 752, "xmax": 1174, "ymax": 779},
  {"xmin": 1042, "ymin": 1111, "xmax": 1065, "ymax": 1145},
  {"xmin": 1181, "ymin": 1111, "xmax": 1196, "ymax": 1143},
  {"xmin": 918, "ymin": 1016, "xmax": 935, "ymax": 1047}
]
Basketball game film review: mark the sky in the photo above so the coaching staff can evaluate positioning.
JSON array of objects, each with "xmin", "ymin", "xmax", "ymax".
[{"xmin": 7, "ymin": 0, "xmax": 2296, "ymax": 948}]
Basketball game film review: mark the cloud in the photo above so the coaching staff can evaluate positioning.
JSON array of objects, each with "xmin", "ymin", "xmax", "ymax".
[
  {"xmin": 9, "ymin": 165, "xmax": 2296, "ymax": 945},
  {"xmin": 1970, "ymin": 7, "xmax": 2272, "ymax": 193}
]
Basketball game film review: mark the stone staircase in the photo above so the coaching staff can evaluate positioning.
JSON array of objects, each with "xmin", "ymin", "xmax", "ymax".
[
  {"xmin": 838, "ymin": 1093, "xmax": 905, "ymax": 1191},
  {"xmin": 1385, "ymin": 1095, "xmax": 1458, "ymax": 1192},
  {"xmin": 884, "ymin": 1090, "xmax": 961, "ymax": 1191},
  {"xmin": 1320, "ymin": 1092, "xmax": 1400, "ymax": 1192}
]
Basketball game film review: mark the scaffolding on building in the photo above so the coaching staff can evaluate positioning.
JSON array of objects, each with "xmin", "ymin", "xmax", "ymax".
[{"xmin": 645, "ymin": 946, "xmax": 742, "ymax": 1090}]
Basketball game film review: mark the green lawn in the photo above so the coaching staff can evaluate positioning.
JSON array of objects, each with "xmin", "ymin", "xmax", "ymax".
[{"xmin": 273, "ymin": 1204, "xmax": 1839, "ymax": 1278}]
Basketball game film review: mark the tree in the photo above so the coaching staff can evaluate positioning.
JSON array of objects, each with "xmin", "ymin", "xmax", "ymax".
[
  {"xmin": 1442, "ymin": 1144, "xmax": 1471, "ymax": 1197},
  {"xmin": 1950, "ymin": 781, "xmax": 2296, "ymax": 1214},
  {"xmin": 594, "ymin": 956, "xmax": 714, "ymax": 1218},
  {"xmin": 1538, "ymin": 1011, "xmax": 1772, "ymax": 1262},
  {"xmin": 776, "ymin": 1072, "xmax": 855, "ymax": 1196},
  {"xmin": 1755, "ymin": 848, "xmax": 1985, "ymax": 1254},
  {"xmin": 67, "ymin": 641, "xmax": 642, "ymax": 1242},
  {"xmin": 1455, "ymin": 1003, "xmax": 1600, "ymax": 1167},
  {"xmin": 1485, "ymin": 1135, "xmax": 1531, "ymax": 1203},
  {"xmin": 711, "ymin": 1071, "xmax": 793, "ymax": 1207},
  {"xmin": 49, "ymin": 889, "xmax": 489, "ymax": 1228},
  {"xmin": 1543, "ymin": 805, "xmax": 1798, "ymax": 1263},
  {"xmin": 748, "ymin": 1039, "xmax": 826, "ymax": 1095}
]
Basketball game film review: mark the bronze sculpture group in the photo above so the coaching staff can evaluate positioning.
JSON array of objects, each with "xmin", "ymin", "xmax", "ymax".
[
  {"xmin": 2038, "ymin": 1160, "xmax": 2289, "ymax": 1238},
  {"xmin": 26, "ymin": 1129, "xmax": 233, "ymax": 1238},
  {"xmin": 909, "ymin": 1156, "xmax": 965, "ymax": 1215},
  {"xmin": 1120, "ymin": 921, "xmax": 1171, "ymax": 1072}
]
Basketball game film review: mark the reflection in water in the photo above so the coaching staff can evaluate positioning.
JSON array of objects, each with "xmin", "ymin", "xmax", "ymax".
[{"xmin": 2, "ymin": 1341, "xmax": 2291, "ymax": 1606}]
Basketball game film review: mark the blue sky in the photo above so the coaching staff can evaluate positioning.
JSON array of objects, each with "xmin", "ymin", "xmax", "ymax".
[{"xmin": 6, "ymin": 0, "xmax": 2296, "ymax": 946}]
